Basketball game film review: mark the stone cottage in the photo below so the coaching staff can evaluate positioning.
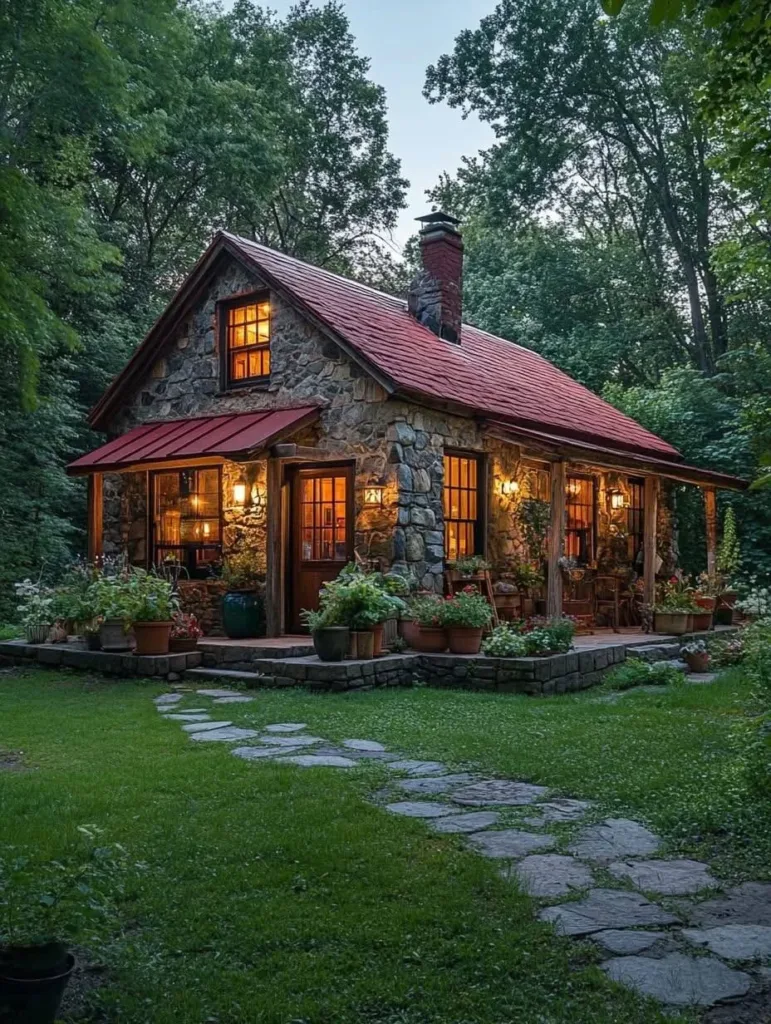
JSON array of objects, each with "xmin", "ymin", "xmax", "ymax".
[{"xmin": 69, "ymin": 212, "xmax": 743, "ymax": 635}]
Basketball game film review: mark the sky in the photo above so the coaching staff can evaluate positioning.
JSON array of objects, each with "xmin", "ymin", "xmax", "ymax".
[{"xmin": 221, "ymin": 0, "xmax": 497, "ymax": 249}]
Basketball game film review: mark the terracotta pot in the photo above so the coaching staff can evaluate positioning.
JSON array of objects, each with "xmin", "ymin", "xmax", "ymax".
[
  {"xmin": 446, "ymin": 626, "xmax": 483, "ymax": 655},
  {"xmin": 695, "ymin": 596, "xmax": 716, "ymax": 612},
  {"xmin": 685, "ymin": 651, "xmax": 711, "ymax": 673},
  {"xmin": 653, "ymin": 611, "xmax": 690, "ymax": 636},
  {"xmin": 411, "ymin": 626, "xmax": 448, "ymax": 653},
  {"xmin": 690, "ymin": 611, "xmax": 713, "ymax": 632},
  {"xmin": 169, "ymin": 636, "xmax": 198, "ymax": 653},
  {"xmin": 399, "ymin": 618, "xmax": 420, "ymax": 649},
  {"xmin": 352, "ymin": 630, "xmax": 374, "ymax": 660},
  {"xmin": 99, "ymin": 619, "xmax": 133, "ymax": 651},
  {"xmin": 372, "ymin": 623, "xmax": 384, "ymax": 657},
  {"xmin": 133, "ymin": 621, "xmax": 172, "ymax": 656}
]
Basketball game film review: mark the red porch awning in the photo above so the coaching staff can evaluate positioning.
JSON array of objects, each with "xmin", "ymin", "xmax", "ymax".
[{"xmin": 68, "ymin": 406, "xmax": 320, "ymax": 475}]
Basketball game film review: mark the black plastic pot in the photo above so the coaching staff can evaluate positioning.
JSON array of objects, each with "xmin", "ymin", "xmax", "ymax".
[
  {"xmin": 0, "ymin": 943, "xmax": 74, "ymax": 1024},
  {"xmin": 312, "ymin": 626, "xmax": 350, "ymax": 662}
]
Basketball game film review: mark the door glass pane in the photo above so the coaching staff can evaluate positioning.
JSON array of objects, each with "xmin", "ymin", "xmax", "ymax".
[{"xmin": 300, "ymin": 472, "xmax": 347, "ymax": 562}]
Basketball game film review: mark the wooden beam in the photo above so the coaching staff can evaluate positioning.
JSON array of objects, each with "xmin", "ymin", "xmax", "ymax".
[
  {"xmin": 546, "ymin": 460, "xmax": 566, "ymax": 619},
  {"xmin": 265, "ymin": 458, "xmax": 283, "ymax": 637},
  {"xmin": 643, "ymin": 476, "xmax": 658, "ymax": 610},
  {"xmin": 87, "ymin": 473, "xmax": 103, "ymax": 562},
  {"xmin": 269, "ymin": 443, "xmax": 341, "ymax": 462},
  {"xmin": 704, "ymin": 487, "xmax": 717, "ymax": 576}
]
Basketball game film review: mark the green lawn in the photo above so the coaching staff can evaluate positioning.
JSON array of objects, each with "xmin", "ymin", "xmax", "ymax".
[{"xmin": 1, "ymin": 667, "xmax": 766, "ymax": 1023}]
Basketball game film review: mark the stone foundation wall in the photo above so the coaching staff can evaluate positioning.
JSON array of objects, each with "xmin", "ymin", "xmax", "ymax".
[{"xmin": 177, "ymin": 580, "xmax": 228, "ymax": 635}]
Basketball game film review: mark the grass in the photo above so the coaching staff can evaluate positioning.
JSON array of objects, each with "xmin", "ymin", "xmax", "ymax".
[{"xmin": 0, "ymin": 668, "xmax": 766, "ymax": 1023}]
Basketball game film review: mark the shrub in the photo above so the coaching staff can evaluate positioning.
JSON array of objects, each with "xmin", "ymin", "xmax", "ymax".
[
  {"xmin": 316, "ymin": 565, "xmax": 406, "ymax": 630},
  {"xmin": 482, "ymin": 624, "xmax": 529, "ymax": 657},
  {"xmin": 438, "ymin": 588, "xmax": 492, "ymax": 629},
  {"xmin": 450, "ymin": 555, "xmax": 490, "ymax": 576},
  {"xmin": 482, "ymin": 617, "xmax": 575, "ymax": 657},
  {"xmin": 605, "ymin": 660, "xmax": 684, "ymax": 691},
  {"xmin": 707, "ymin": 631, "xmax": 745, "ymax": 667},
  {"xmin": 736, "ymin": 617, "xmax": 771, "ymax": 796}
]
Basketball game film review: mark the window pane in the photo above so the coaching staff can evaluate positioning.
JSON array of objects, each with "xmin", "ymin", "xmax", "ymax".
[
  {"xmin": 257, "ymin": 301, "xmax": 270, "ymax": 320},
  {"xmin": 231, "ymin": 352, "xmax": 247, "ymax": 379},
  {"xmin": 300, "ymin": 474, "xmax": 347, "ymax": 562},
  {"xmin": 443, "ymin": 455, "xmax": 481, "ymax": 559},
  {"xmin": 257, "ymin": 321, "xmax": 269, "ymax": 342}
]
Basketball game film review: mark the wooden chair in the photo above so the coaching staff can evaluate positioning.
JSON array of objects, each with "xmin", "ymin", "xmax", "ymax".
[{"xmin": 594, "ymin": 575, "xmax": 622, "ymax": 632}]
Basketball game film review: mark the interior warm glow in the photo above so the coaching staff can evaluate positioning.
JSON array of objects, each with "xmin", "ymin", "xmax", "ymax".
[
  {"xmin": 610, "ymin": 490, "xmax": 626, "ymax": 510},
  {"xmin": 233, "ymin": 481, "xmax": 247, "ymax": 505}
]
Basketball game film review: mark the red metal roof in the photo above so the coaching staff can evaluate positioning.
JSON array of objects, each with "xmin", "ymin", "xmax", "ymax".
[{"xmin": 68, "ymin": 406, "xmax": 319, "ymax": 474}]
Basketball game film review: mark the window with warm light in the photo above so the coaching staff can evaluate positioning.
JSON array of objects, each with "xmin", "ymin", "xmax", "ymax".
[
  {"xmin": 151, "ymin": 467, "xmax": 221, "ymax": 576},
  {"xmin": 301, "ymin": 472, "xmax": 349, "ymax": 562},
  {"xmin": 626, "ymin": 477, "xmax": 645, "ymax": 564},
  {"xmin": 565, "ymin": 475, "xmax": 596, "ymax": 565},
  {"xmin": 225, "ymin": 298, "xmax": 270, "ymax": 386},
  {"xmin": 443, "ymin": 453, "xmax": 484, "ymax": 561}
]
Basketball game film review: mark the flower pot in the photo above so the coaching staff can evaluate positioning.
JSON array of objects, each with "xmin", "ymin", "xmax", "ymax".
[
  {"xmin": 312, "ymin": 626, "xmax": 349, "ymax": 662},
  {"xmin": 653, "ymin": 611, "xmax": 690, "ymax": 635},
  {"xmin": 83, "ymin": 630, "xmax": 102, "ymax": 651},
  {"xmin": 690, "ymin": 611, "xmax": 713, "ymax": 632},
  {"xmin": 399, "ymin": 618, "xmax": 420, "ymax": 649},
  {"xmin": 372, "ymin": 623, "xmax": 385, "ymax": 657},
  {"xmin": 133, "ymin": 621, "xmax": 172, "ymax": 656},
  {"xmin": 685, "ymin": 651, "xmax": 711, "ymax": 673},
  {"xmin": 352, "ymin": 630, "xmax": 374, "ymax": 660},
  {"xmin": 221, "ymin": 590, "xmax": 265, "ymax": 639},
  {"xmin": 715, "ymin": 591, "xmax": 738, "ymax": 625},
  {"xmin": 411, "ymin": 626, "xmax": 448, "ymax": 653},
  {"xmin": 0, "ymin": 942, "xmax": 74, "ymax": 1024},
  {"xmin": 695, "ymin": 596, "xmax": 716, "ymax": 612},
  {"xmin": 25, "ymin": 625, "xmax": 50, "ymax": 645},
  {"xmin": 446, "ymin": 626, "xmax": 483, "ymax": 655},
  {"xmin": 99, "ymin": 619, "xmax": 133, "ymax": 651},
  {"xmin": 169, "ymin": 637, "xmax": 198, "ymax": 653}
]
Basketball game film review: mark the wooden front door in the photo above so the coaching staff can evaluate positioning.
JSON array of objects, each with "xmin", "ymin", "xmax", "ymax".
[{"xmin": 288, "ymin": 464, "xmax": 354, "ymax": 632}]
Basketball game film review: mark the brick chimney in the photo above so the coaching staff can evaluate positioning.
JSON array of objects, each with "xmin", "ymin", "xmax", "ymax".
[{"xmin": 408, "ymin": 211, "xmax": 463, "ymax": 344}]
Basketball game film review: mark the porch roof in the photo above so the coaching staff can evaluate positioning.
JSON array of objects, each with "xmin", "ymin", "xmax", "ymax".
[{"xmin": 67, "ymin": 406, "xmax": 319, "ymax": 475}]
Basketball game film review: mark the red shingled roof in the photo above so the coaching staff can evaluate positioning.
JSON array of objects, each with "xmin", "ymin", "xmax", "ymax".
[{"xmin": 221, "ymin": 233, "xmax": 680, "ymax": 461}]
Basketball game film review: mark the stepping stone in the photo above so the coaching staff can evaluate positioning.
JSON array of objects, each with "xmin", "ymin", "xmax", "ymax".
[
  {"xmin": 387, "ymin": 760, "xmax": 448, "ymax": 777},
  {"xmin": 602, "ymin": 953, "xmax": 751, "ymax": 1007},
  {"xmin": 466, "ymin": 829, "xmax": 556, "ymax": 859},
  {"xmin": 232, "ymin": 746, "xmax": 300, "ymax": 761},
  {"xmin": 342, "ymin": 739, "xmax": 386, "ymax": 752},
  {"xmin": 277, "ymin": 754, "xmax": 357, "ymax": 768},
  {"xmin": 385, "ymin": 801, "xmax": 456, "ymax": 818},
  {"xmin": 508, "ymin": 854, "xmax": 594, "ymax": 898},
  {"xmin": 451, "ymin": 779, "xmax": 549, "ymax": 806},
  {"xmin": 212, "ymin": 695, "xmax": 255, "ymax": 704},
  {"xmin": 593, "ymin": 929, "xmax": 666, "ymax": 955},
  {"xmin": 396, "ymin": 773, "xmax": 477, "ymax": 795},
  {"xmin": 683, "ymin": 882, "xmax": 771, "ymax": 927},
  {"xmin": 539, "ymin": 889, "xmax": 680, "ymax": 936},
  {"xmin": 162, "ymin": 713, "xmax": 212, "ymax": 722},
  {"xmin": 159, "ymin": 707, "xmax": 207, "ymax": 714},
  {"xmin": 189, "ymin": 726, "xmax": 259, "ymax": 743},
  {"xmin": 609, "ymin": 859, "xmax": 719, "ymax": 895},
  {"xmin": 257, "ymin": 735, "xmax": 323, "ymax": 748},
  {"xmin": 182, "ymin": 720, "xmax": 233, "ymax": 733},
  {"xmin": 264, "ymin": 723, "xmax": 307, "ymax": 733},
  {"xmin": 523, "ymin": 799, "xmax": 594, "ymax": 826},
  {"xmin": 196, "ymin": 688, "xmax": 239, "ymax": 697},
  {"xmin": 682, "ymin": 925, "xmax": 771, "ymax": 961},
  {"xmin": 568, "ymin": 818, "xmax": 661, "ymax": 864},
  {"xmin": 430, "ymin": 811, "xmax": 500, "ymax": 834},
  {"xmin": 154, "ymin": 694, "xmax": 182, "ymax": 705}
]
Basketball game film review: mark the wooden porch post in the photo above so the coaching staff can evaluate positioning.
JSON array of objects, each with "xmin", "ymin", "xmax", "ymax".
[
  {"xmin": 643, "ymin": 476, "xmax": 658, "ymax": 610},
  {"xmin": 265, "ymin": 457, "xmax": 283, "ymax": 637},
  {"xmin": 546, "ymin": 460, "xmax": 566, "ymax": 619},
  {"xmin": 704, "ymin": 487, "xmax": 717, "ymax": 576},
  {"xmin": 87, "ymin": 472, "xmax": 103, "ymax": 563}
]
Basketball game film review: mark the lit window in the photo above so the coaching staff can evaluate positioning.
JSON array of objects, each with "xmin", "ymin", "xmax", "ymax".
[
  {"xmin": 565, "ymin": 475, "xmax": 595, "ymax": 565},
  {"xmin": 227, "ymin": 299, "xmax": 270, "ymax": 385},
  {"xmin": 152, "ymin": 467, "xmax": 221, "ymax": 577},
  {"xmin": 443, "ymin": 453, "xmax": 483, "ymax": 561}
]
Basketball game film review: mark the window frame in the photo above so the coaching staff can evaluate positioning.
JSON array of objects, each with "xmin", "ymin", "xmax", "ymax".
[
  {"xmin": 626, "ymin": 476, "xmax": 645, "ymax": 566},
  {"xmin": 149, "ymin": 465, "xmax": 223, "ymax": 579},
  {"xmin": 219, "ymin": 291, "xmax": 272, "ymax": 391},
  {"xmin": 565, "ymin": 473, "xmax": 597, "ymax": 567},
  {"xmin": 442, "ymin": 450, "xmax": 487, "ymax": 562}
]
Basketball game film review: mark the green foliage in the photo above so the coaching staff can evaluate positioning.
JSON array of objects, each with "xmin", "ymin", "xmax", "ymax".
[
  {"xmin": 14, "ymin": 580, "xmax": 55, "ymax": 631},
  {"xmin": 221, "ymin": 549, "xmax": 266, "ymax": 591},
  {"xmin": 450, "ymin": 555, "xmax": 490, "ymax": 576},
  {"xmin": 515, "ymin": 499, "xmax": 551, "ymax": 564},
  {"xmin": 734, "ymin": 617, "xmax": 771, "ymax": 797},
  {"xmin": 317, "ymin": 564, "xmax": 406, "ymax": 630},
  {"xmin": 91, "ymin": 568, "xmax": 175, "ymax": 625},
  {"xmin": 604, "ymin": 660, "xmax": 684, "ymax": 690},
  {"xmin": 438, "ymin": 590, "xmax": 493, "ymax": 629},
  {"xmin": 408, "ymin": 594, "xmax": 446, "ymax": 628},
  {"xmin": 482, "ymin": 617, "xmax": 575, "ymax": 657},
  {"xmin": 717, "ymin": 506, "xmax": 742, "ymax": 578}
]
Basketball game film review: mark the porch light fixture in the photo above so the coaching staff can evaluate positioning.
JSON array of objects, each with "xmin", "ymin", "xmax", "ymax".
[
  {"xmin": 363, "ymin": 485, "xmax": 384, "ymax": 508},
  {"xmin": 610, "ymin": 489, "xmax": 626, "ymax": 510},
  {"xmin": 500, "ymin": 479, "xmax": 520, "ymax": 497},
  {"xmin": 232, "ymin": 478, "xmax": 248, "ymax": 506},
  {"xmin": 566, "ymin": 479, "xmax": 581, "ymax": 496}
]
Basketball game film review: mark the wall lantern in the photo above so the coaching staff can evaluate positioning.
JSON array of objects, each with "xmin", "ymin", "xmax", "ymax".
[
  {"xmin": 363, "ymin": 485, "xmax": 384, "ymax": 508},
  {"xmin": 610, "ymin": 489, "xmax": 627, "ymax": 510},
  {"xmin": 566, "ymin": 479, "xmax": 581, "ymax": 496},
  {"xmin": 233, "ymin": 477, "xmax": 249, "ymax": 506},
  {"xmin": 500, "ymin": 479, "xmax": 520, "ymax": 497}
]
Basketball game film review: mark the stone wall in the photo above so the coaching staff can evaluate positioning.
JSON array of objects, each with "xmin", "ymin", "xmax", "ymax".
[{"xmin": 177, "ymin": 580, "xmax": 228, "ymax": 635}]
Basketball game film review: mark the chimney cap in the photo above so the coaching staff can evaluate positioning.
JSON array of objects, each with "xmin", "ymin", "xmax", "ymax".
[{"xmin": 416, "ymin": 210, "xmax": 461, "ymax": 233}]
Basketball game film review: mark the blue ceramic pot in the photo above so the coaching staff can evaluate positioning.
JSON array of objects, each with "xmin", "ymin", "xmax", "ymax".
[{"xmin": 221, "ymin": 590, "xmax": 265, "ymax": 639}]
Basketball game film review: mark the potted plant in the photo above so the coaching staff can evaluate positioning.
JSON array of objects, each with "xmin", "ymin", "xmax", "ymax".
[
  {"xmin": 220, "ymin": 550, "xmax": 266, "ymax": 639},
  {"xmin": 716, "ymin": 507, "xmax": 741, "ymax": 624},
  {"xmin": 439, "ymin": 586, "xmax": 492, "ymax": 654},
  {"xmin": 124, "ymin": 569, "xmax": 176, "ymax": 656},
  {"xmin": 407, "ymin": 595, "xmax": 447, "ymax": 652},
  {"xmin": 653, "ymin": 577, "xmax": 699, "ymax": 636},
  {"xmin": 317, "ymin": 565, "xmax": 406, "ymax": 659},
  {"xmin": 681, "ymin": 639, "xmax": 710, "ymax": 673},
  {"xmin": 694, "ymin": 571, "xmax": 719, "ymax": 627},
  {"xmin": 52, "ymin": 562, "xmax": 104, "ymax": 649},
  {"xmin": 14, "ymin": 580, "xmax": 54, "ymax": 645},
  {"xmin": 449, "ymin": 555, "xmax": 490, "ymax": 579},
  {"xmin": 0, "ymin": 826, "xmax": 129, "ymax": 1024},
  {"xmin": 301, "ymin": 607, "xmax": 349, "ymax": 662},
  {"xmin": 91, "ymin": 574, "xmax": 134, "ymax": 651},
  {"xmin": 169, "ymin": 611, "xmax": 203, "ymax": 653}
]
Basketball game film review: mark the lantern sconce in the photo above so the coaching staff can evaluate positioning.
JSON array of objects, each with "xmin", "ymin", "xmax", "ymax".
[
  {"xmin": 566, "ymin": 478, "xmax": 581, "ymax": 497},
  {"xmin": 233, "ymin": 477, "xmax": 249, "ymax": 507},
  {"xmin": 610, "ymin": 489, "xmax": 627, "ymax": 510},
  {"xmin": 362, "ymin": 485, "xmax": 384, "ymax": 508},
  {"xmin": 500, "ymin": 479, "xmax": 520, "ymax": 497}
]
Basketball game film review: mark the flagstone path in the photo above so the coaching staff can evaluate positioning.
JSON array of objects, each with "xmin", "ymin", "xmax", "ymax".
[{"xmin": 154, "ymin": 689, "xmax": 771, "ymax": 1015}]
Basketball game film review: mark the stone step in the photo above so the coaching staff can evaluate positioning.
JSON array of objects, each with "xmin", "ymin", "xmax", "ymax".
[
  {"xmin": 198, "ymin": 640, "xmax": 314, "ymax": 663},
  {"xmin": 627, "ymin": 644, "xmax": 682, "ymax": 663},
  {"xmin": 183, "ymin": 667, "xmax": 275, "ymax": 688}
]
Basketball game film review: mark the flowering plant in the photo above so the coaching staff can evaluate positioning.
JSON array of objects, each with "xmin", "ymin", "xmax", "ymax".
[
  {"xmin": 15, "ymin": 579, "xmax": 55, "ymax": 629},
  {"xmin": 736, "ymin": 577, "xmax": 771, "ymax": 618},
  {"xmin": 170, "ymin": 612, "xmax": 203, "ymax": 640},
  {"xmin": 450, "ymin": 555, "xmax": 490, "ymax": 576},
  {"xmin": 655, "ymin": 575, "xmax": 700, "ymax": 613},
  {"xmin": 681, "ymin": 639, "xmax": 708, "ymax": 657},
  {"xmin": 408, "ymin": 594, "xmax": 445, "ymax": 628},
  {"xmin": 438, "ymin": 587, "xmax": 492, "ymax": 629}
]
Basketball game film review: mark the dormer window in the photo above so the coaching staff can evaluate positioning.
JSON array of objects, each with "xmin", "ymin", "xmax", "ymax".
[{"xmin": 224, "ymin": 296, "xmax": 270, "ymax": 387}]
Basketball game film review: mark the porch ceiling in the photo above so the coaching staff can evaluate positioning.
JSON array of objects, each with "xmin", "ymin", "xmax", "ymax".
[
  {"xmin": 486, "ymin": 420, "xmax": 748, "ymax": 491},
  {"xmin": 67, "ymin": 405, "xmax": 320, "ymax": 475}
]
